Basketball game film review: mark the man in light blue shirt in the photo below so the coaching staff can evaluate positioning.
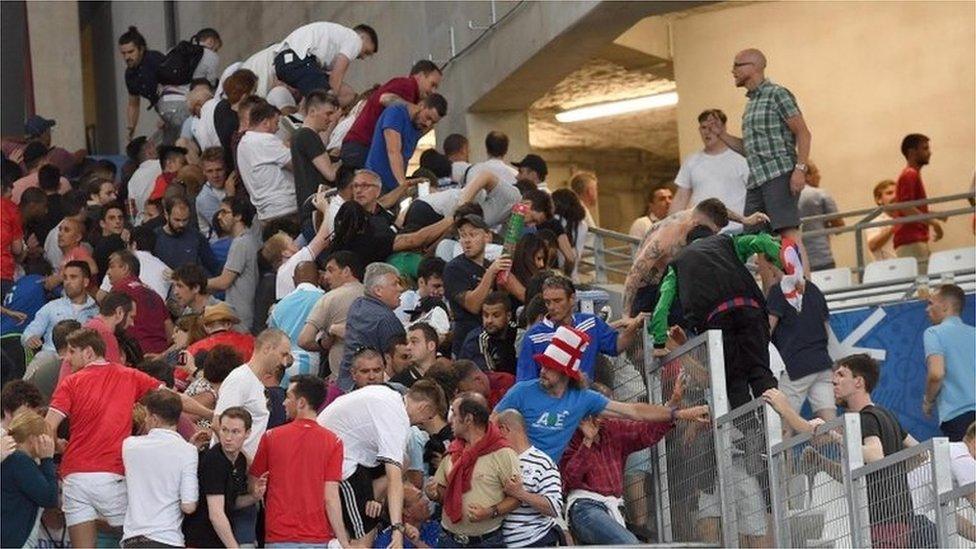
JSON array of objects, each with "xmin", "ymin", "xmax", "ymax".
[
  {"xmin": 268, "ymin": 261, "xmax": 324, "ymax": 388},
  {"xmin": 20, "ymin": 261, "xmax": 97, "ymax": 353},
  {"xmin": 196, "ymin": 148, "xmax": 229, "ymax": 237},
  {"xmin": 923, "ymin": 284, "xmax": 975, "ymax": 442}
]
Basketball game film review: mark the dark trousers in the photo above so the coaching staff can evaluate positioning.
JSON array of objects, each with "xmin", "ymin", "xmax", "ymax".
[
  {"xmin": 273, "ymin": 50, "xmax": 329, "ymax": 98},
  {"xmin": 941, "ymin": 410, "xmax": 976, "ymax": 442},
  {"xmin": 437, "ymin": 527, "xmax": 503, "ymax": 548},
  {"xmin": 705, "ymin": 306, "xmax": 777, "ymax": 410},
  {"xmin": 339, "ymin": 140, "xmax": 370, "ymax": 170}
]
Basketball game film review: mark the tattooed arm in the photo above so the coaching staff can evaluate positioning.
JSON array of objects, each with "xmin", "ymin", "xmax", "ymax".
[{"xmin": 623, "ymin": 237, "xmax": 665, "ymax": 315}]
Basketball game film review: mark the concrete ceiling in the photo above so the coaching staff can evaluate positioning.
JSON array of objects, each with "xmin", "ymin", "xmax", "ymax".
[{"xmin": 528, "ymin": 58, "xmax": 678, "ymax": 157}]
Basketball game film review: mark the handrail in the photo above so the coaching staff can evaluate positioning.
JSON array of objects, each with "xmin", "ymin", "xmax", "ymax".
[
  {"xmin": 801, "ymin": 191, "xmax": 975, "ymax": 223},
  {"xmin": 803, "ymin": 206, "xmax": 974, "ymax": 238}
]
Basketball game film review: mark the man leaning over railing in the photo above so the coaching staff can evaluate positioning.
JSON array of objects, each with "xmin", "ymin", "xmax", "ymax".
[{"xmin": 763, "ymin": 354, "xmax": 919, "ymax": 548}]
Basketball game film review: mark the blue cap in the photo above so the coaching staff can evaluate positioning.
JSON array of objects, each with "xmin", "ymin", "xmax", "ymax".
[{"xmin": 24, "ymin": 115, "xmax": 56, "ymax": 137}]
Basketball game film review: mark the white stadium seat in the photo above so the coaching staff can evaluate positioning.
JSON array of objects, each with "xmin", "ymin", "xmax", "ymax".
[
  {"xmin": 927, "ymin": 246, "xmax": 976, "ymax": 275},
  {"xmin": 862, "ymin": 257, "xmax": 918, "ymax": 284},
  {"xmin": 811, "ymin": 267, "xmax": 852, "ymax": 291}
]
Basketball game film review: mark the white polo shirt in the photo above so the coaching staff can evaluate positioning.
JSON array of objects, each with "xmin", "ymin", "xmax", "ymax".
[
  {"xmin": 276, "ymin": 22, "xmax": 362, "ymax": 70},
  {"xmin": 237, "ymin": 130, "xmax": 297, "ymax": 221},
  {"xmin": 213, "ymin": 364, "xmax": 270, "ymax": 459},
  {"xmin": 122, "ymin": 428, "xmax": 199, "ymax": 547}
]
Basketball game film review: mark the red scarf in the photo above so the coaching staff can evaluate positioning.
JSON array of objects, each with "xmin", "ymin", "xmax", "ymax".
[{"xmin": 443, "ymin": 422, "xmax": 510, "ymax": 523}]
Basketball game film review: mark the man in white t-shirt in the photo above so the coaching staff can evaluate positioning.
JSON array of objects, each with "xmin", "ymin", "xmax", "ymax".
[
  {"xmin": 125, "ymin": 137, "xmax": 162, "ymax": 226},
  {"xmin": 269, "ymin": 198, "xmax": 333, "ymax": 301},
  {"xmin": 212, "ymin": 329, "xmax": 292, "ymax": 459},
  {"xmin": 444, "ymin": 133, "xmax": 472, "ymax": 185},
  {"xmin": 273, "ymin": 22, "xmax": 377, "ymax": 98},
  {"xmin": 865, "ymin": 179, "xmax": 898, "ymax": 261},
  {"xmin": 240, "ymin": 43, "xmax": 279, "ymax": 98},
  {"xmin": 317, "ymin": 381, "xmax": 445, "ymax": 547},
  {"xmin": 669, "ymin": 109, "xmax": 749, "ymax": 233},
  {"xmin": 465, "ymin": 131, "xmax": 517, "ymax": 188},
  {"xmin": 236, "ymin": 102, "xmax": 297, "ymax": 222}
]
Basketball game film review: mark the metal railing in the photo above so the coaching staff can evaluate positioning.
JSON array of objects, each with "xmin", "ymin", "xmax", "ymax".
[
  {"xmin": 940, "ymin": 481, "xmax": 976, "ymax": 547},
  {"xmin": 581, "ymin": 227, "xmax": 640, "ymax": 284}
]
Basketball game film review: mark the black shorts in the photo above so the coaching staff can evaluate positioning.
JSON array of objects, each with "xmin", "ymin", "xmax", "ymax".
[{"xmin": 339, "ymin": 463, "xmax": 387, "ymax": 540}]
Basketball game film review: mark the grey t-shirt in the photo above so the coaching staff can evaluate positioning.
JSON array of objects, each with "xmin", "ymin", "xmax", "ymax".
[
  {"xmin": 224, "ymin": 231, "xmax": 260, "ymax": 332},
  {"xmin": 480, "ymin": 181, "xmax": 522, "ymax": 229},
  {"xmin": 799, "ymin": 186, "xmax": 839, "ymax": 270}
]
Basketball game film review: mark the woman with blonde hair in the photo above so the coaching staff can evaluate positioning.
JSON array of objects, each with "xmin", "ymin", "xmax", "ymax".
[{"xmin": 1, "ymin": 410, "xmax": 58, "ymax": 548}]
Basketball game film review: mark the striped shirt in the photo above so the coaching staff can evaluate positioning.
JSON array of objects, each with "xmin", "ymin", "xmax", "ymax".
[
  {"xmin": 742, "ymin": 79, "xmax": 801, "ymax": 188},
  {"xmin": 502, "ymin": 446, "xmax": 562, "ymax": 547}
]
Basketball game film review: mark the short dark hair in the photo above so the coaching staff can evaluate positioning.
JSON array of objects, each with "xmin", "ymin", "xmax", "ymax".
[
  {"xmin": 52, "ymin": 320, "xmax": 82, "ymax": 352},
  {"xmin": 223, "ymin": 194, "xmax": 256, "ymax": 228},
  {"xmin": 454, "ymin": 202, "xmax": 484, "ymax": 220},
  {"xmin": 1, "ymin": 380, "xmax": 44, "ymax": 416},
  {"xmin": 422, "ymin": 94, "xmax": 448, "ymax": 117},
  {"xmin": 693, "ymin": 198, "xmax": 730, "ymax": 229},
  {"xmin": 305, "ymin": 89, "xmax": 340, "ymax": 110},
  {"xmin": 159, "ymin": 147, "xmax": 187, "ymax": 169},
  {"xmin": 423, "ymin": 362, "xmax": 459, "ymax": 410},
  {"xmin": 203, "ymin": 345, "xmax": 242, "ymax": 384},
  {"xmin": 63, "ymin": 260, "xmax": 92, "ymax": 280},
  {"xmin": 38, "ymin": 164, "xmax": 61, "ymax": 192},
  {"xmin": 192, "ymin": 27, "xmax": 221, "ymax": 46},
  {"xmin": 417, "ymin": 257, "xmax": 445, "ymax": 282},
  {"xmin": 523, "ymin": 189, "xmax": 553, "ymax": 218},
  {"xmin": 519, "ymin": 293, "xmax": 547, "ymax": 328},
  {"xmin": 136, "ymin": 359, "xmax": 174, "ymax": 388},
  {"xmin": 249, "ymin": 102, "xmax": 280, "ymax": 126},
  {"xmin": 453, "ymin": 359, "xmax": 480, "ymax": 381},
  {"xmin": 485, "ymin": 131, "xmax": 509, "ymax": 158},
  {"xmin": 483, "ymin": 290, "xmax": 511, "ymax": 312},
  {"xmin": 111, "ymin": 249, "xmax": 140, "ymax": 277},
  {"xmin": 407, "ymin": 379, "xmax": 447, "ymax": 416},
  {"xmin": 99, "ymin": 201, "xmax": 125, "ymax": 222},
  {"xmin": 19, "ymin": 187, "xmax": 46, "ymax": 208},
  {"xmin": 118, "ymin": 26, "xmax": 147, "ymax": 48},
  {"xmin": 697, "ymin": 108, "xmax": 727, "ymax": 124},
  {"xmin": 141, "ymin": 389, "xmax": 181, "ymax": 424},
  {"xmin": 836, "ymin": 353, "xmax": 879, "ymax": 393},
  {"xmin": 99, "ymin": 291, "xmax": 134, "ymax": 317},
  {"xmin": 409, "ymin": 59, "xmax": 441, "ymax": 76},
  {"xmin": 354, "ymin": 24, "xmax": 379, "ymax": 52},
  {"xmin": 171, "ymin": 265, "xmax": 206, "ymax": 296},
  {"xmin": 936, "ymin": 284, "xmax": 965, "ymax": 312},
  {"xmin": 288, "ymin": 374, "xmax": 327, "ymax": 410},
  {"xmin": 325, "ymin": 250, "xmax": 363, "ymax": 280},
  {"xmin": 541, "ymin": 274, "xmax": 575, "ymax": 296},
  {"xmin": 443, "ymin": 134, "xmax": 468, "ymax": 157},
  {"xmin": 455, "ymin": 391, "xmax": 490, "ymax": 427},
  {"xmin": 1, "ymin": 159, "xmax": 23, "ymax": 191},
  {"xmin": 408, "ymin": 322, "xmax": 438, "ymax": 345},
  {"xmin": 164, "ymin": 194, "xmax": 190, "ymax": 215},
  {"xmin": 515, "ymin": 178, "xmax": 537, "ymax": 197},
  {"xmin": 219, "ymin": 406, "xmax": 252, "ymax": 430},
  {"xmin": 67, "ymin": 328, "xmax": 107, "ymax": 358},
  {"xmin": 901, "ymin": 133, "xmax": 929, "ymax": 157},
  {"xmin": 62, "ymin": 190, "xmax": 88, "ymax": 218}
]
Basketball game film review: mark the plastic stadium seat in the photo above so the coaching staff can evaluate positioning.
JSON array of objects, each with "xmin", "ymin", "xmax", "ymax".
[
  {"xmin": 862, "ymin": 257, "xmax": 918, "ymax": 284},
  {"xmin": 811, "ymin": 267, "xmax": 853, "ymax": 291},
  {"xmin": 927, "ymin": 246, "xmax": 976, "ymax": 275}
]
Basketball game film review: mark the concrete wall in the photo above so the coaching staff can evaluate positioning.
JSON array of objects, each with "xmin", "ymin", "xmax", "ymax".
[
  {"xmin": 671, "ymin": 1, "xmax": 976, "ymax": 268},
  {"xmin": 0, "ymin": 1, "xmax": 28, "ymax": 137},
  {"xmin": 26, "ymin": 1, "xmax": 86, "ymax": 151}
]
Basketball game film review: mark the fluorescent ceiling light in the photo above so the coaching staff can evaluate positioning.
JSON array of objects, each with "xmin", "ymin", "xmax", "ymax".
[{"xmin": 555, "ymin": 91, "xmax": 678, "ymax": 123}]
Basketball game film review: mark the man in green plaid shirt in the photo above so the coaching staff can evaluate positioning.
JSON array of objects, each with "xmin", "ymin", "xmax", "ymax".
[{"xmin": 705, "ymin": 49, "xmax": 812, "ymax": 245}]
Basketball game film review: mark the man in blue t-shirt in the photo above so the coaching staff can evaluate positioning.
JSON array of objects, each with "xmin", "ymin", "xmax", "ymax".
[
  {"xmin": 364, "ymin": 94, "xmax": 448, "ymax": 192},
  {"xmin": 516, "ymin": 275, "xmax": 644, "ymax": 382},
  {"xmin": 495, "ymin": 324, "xmax": 708, "ymax": 462},
  {"xmin": 922, "ymin": 284, "xmax": 976, "ymax": 442}
]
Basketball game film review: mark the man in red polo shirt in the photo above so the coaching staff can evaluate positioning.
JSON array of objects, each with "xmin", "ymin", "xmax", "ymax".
[
  {"xmin": 893, "ymin": 133, "xmax": 944, "ymax": 263},
  {"xmin": 250, "ymin": 374, "xmax": 346, "ymax": 546},
  {"xmin": 339, "ymin": 60, "xmax": 442, "ymax": 169},
  {"xmin": 105, "ymin": 249, "xmax": 172, "ymax": 355},
  {"xmin": 0, "ymin": 170, "xmax": 24, "ymax": 300}
]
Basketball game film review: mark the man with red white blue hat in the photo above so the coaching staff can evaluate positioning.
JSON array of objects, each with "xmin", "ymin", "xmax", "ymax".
[{"xmin": 495, "ymin": 324, "xmax": 709, "ymax": 462}]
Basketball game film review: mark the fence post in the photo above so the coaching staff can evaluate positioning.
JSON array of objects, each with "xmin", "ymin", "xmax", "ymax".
[
  {"xmin": 762, "ymin": 403, "xmax": 786, "ymax": 546},
  {"xmin": 593, "ymin": 233, "xmax": 607, "ymax": 284},
  {"xmin": 704, "ymin": 330, "xmax": 738, "ymax": 547},
  {"xmin": 643, "ymin": 322, "xmax": 670, "ymax": 542},
  {"xmin": 841, "ymin": 413, "xmax": 869, "ymax": 547},
  {"xmin": 929, "ymin": 437, "xmax": 953, "ymax": 546}
]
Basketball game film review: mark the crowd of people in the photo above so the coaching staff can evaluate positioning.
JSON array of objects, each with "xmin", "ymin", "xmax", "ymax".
[{"xmin": 0, "ymin": 17, "xmax": 972, "ymax": 549}]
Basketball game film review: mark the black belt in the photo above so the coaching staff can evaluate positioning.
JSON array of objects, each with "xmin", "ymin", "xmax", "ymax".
[{"xmin": 444, "ymin": 528, "xmax": 500, "ymax": 546}]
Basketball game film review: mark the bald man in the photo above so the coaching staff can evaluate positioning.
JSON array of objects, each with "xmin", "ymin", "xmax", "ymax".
[
  {"xmin": 495, "ymin": 409, "xmax": 564, "ymax": 547},
  {"xmin": 52, "ymin": 218, "xmax": 98, "ymax": 290},
  {"xmin": 269, "ymin": 260, "xmax": 325, "ymax": 386},
  {"xmin": 705, "ymin": 48, "xmax": 812, "ymax": 249}
]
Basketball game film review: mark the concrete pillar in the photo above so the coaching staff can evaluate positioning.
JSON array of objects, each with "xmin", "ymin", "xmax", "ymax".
[
  {"xmin": 110, "ymin": 2, "xmax": 168, "ymax": 146},
  {"xmin": 26, "ymin": 1, "xmax": 86, "ymax": 150},
  {"xmin": 463, "ymin": 110, "xmax": 530, "ymax": 164}
]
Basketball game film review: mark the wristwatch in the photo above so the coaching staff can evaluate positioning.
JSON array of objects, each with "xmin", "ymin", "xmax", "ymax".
[
  {"xmin": 391, "ymin": 523, "xmax": 405, "ymax": 533},
  {"xmin": 794, "ymin": 162, "xmax": 808, "ymax": 173},
  {"xmin": 669, "ymin": 406, "xmax": 679, "ymax": 423},
  {"xmin": 490, "ymin": 505, "xmax": 499, "ymax": 519}
]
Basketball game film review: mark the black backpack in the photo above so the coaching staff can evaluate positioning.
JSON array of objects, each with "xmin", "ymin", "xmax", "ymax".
[{"xmin": 156, "ymin": 40, "xmax": 205, "ymax": 86}]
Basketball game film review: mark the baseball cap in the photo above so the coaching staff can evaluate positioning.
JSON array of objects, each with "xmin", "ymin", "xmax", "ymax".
[
  {"xmin": 22, "ymin": 142, "xmax": 51, "ymax": 166},
  {"xmin": 24, "ymin": 115, "xmax": 56, "ymax": 137},
  {"xmin": 454, "ymin": 213, "xmax": 488, "ymax": 231},
  {"xmin": 512, "ymin": 154, "xmax": 548, "ymax": 180}
]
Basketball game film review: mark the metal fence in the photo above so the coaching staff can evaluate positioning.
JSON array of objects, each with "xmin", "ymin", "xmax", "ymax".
[{"xmin": 941, "ymin": 481, "xmax": 976, "ymax": 548}]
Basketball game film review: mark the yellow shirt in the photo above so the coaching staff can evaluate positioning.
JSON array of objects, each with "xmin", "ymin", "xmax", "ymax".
[{"xmin": 433, "ymin": 447, "xmax": 521, "ymax": 536}]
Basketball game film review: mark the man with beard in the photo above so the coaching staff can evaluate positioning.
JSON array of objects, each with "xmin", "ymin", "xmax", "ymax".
[
  {"xmin": 207, "ymin": 195, "xmax": 259, "ymax": 333},
  {"xmin": 458, "ymin": 291, "xmax": 517, "ymax": 375},
  {"xmin": 153, "ymin": 195, "xmax": 218, "ymax": 275},
  {"xmin": 364, "ymin": 94, "xmax": 447, "ymax": 193}
]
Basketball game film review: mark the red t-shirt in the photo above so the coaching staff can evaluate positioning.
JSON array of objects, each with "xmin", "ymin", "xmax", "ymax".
[
  {"xmin": 187, "ymin": 330, "xmax": 256, "ymax": 362},
  {"xmin": 343, "ymin": 77, "xmax": 420, "ymax": 146},
  {"xmin": 148, "ymin": 172, "xmax": 176, "ymax": 202},
  {"xmin": 0, "ymin": 197, "xmax": 22, "ymax": 280},
  {"xmin": 49, "ymin": 361, "xmax": 162, "ymax": 477},
  {"xmin": 113, "ymin": 275, "xmax": 170, "ymax": 354},
  {"xmin": 250, "ymin": 418, "xmax": 344, "ymax": 543},
  {"xmin": 488, "ymin": 371, "xmax": 516, "ymax": 409},
  {"xmin": 893, "ymin": 166, "xmax": 929, "ymax": 248},
  {"xmin": 83, "ymin": 316, "xmax": 124, "ymax": 364}
]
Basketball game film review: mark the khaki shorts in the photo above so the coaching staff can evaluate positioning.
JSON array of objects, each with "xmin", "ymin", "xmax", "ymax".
[
  {"xmin": 779, "ymin": 369, "xmax": 834, "ymax": 414},
  {"xmin": 896, "ymin": 241, "xmax": 930, "ymax": 262}
]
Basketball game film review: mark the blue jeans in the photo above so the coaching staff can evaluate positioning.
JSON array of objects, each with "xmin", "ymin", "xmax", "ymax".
[
  {"xmin": 266, "ymin": 543, "xmax": 327, "ymax": 548},
  {"xmin": 436, "ymin": 526, "xmax": 503, "ymax": 548},
  {"xmin": 231, "ymin": 504, "xmax": 258, "ymax": 544},
  {"xmin": 568, "ymin": 499, "xmax": 638, "ymax": 545}
]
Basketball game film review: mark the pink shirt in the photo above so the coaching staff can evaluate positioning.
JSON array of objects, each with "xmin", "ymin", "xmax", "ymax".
[{"xmin": 10, "ymin": 171, "xmax": 71, "ymax": 204}]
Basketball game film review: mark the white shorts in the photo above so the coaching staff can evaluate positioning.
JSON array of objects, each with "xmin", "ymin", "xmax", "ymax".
[
  {"xmin": 62, "ymin": 472, "xmax": 127, "ymax": 527},
  {"xmin": 697, "ymin": 462, "xmax": 767, "ymax": 537},
  {"xmin": 779, "ymin": 369, "xmax": 834, "ymax": 413}
]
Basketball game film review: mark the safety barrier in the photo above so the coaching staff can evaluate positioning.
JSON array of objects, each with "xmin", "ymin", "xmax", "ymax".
[{"xmin": 940, "ymin": 481, "xmax": 976, "ymax": 547}]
